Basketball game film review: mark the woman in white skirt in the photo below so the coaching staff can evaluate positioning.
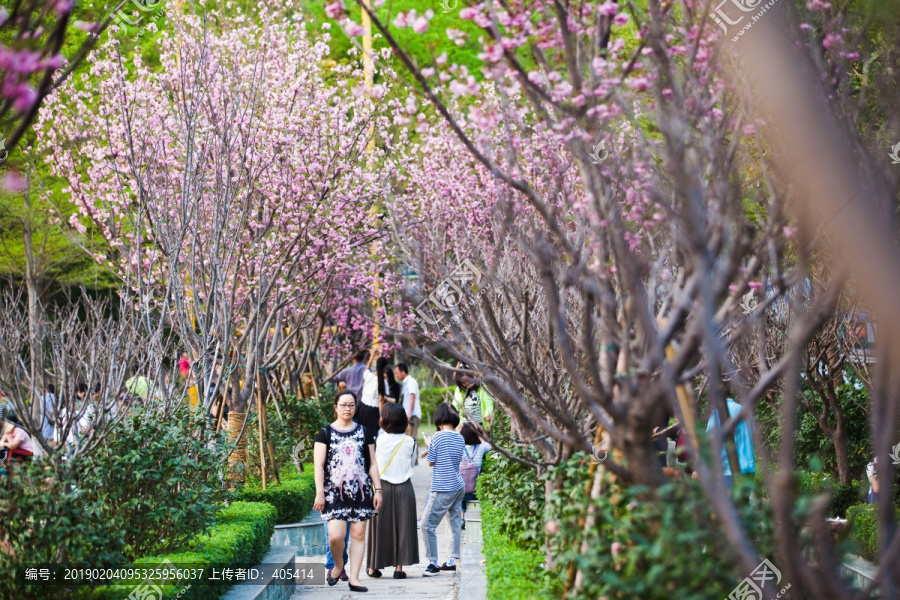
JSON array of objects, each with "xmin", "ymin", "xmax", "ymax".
[{"xmin": 366, "ymin": 402, "xmax": 419, "ymax": 578}]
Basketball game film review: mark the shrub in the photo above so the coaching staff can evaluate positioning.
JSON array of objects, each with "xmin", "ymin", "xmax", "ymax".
[
  {"xmin": 245, "ymin": 395, "xmax": 332, "ymax": 478},
  {"xmin": 481, "ymin": 496, "xmax": 547, "ymax": 600},
  {"xmin": 0, "ymin": 459, "xmax": 125, "ymax": 600},
  {"xmin": 477, "ymin": 450, "xmax": 545, "ymax": 549},
  {"xmin": 798, "ymin": 470, "xmax": 865, "ymax": 518},
  {"xmin": 845, "ymin": 503, "xmax": 900, "ymax": 562},
  {"xmin": 239, "ymin": 467, "xmax": 317, "ymax": 524},
  {"xmin": 543, "ymin": 459, "xmax": 776, "ymax": 600},
  {"xmin": 78, "ymin": 405, "xmax": 234, "ymax": 560},
  {"xmin": 420, "ymin": 387, "xmax": 457, "ymax": 424},
  {"xmin": 477, "ymin": 449, "xmax": 778, "ymax": 600},
  {"xmin": 847, "ymin": 503, "xmax": 878, "ymax": 561},
  {"xmin": 78, "ymin": 501, "xmax": 277, "ymax": 600}
]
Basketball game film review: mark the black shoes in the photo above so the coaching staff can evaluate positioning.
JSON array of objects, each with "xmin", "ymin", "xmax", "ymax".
[
  {"xmin": 327, "ymin": 574, "xmax": 338, "ymax": 586},
  {"xmin": 368, "ymin": 569, "xmax": 382, "ymax": 578},
  {"xmin": 439, "ymin": 562, "xmax": 457, "ymax": 572},
  {"xmin": 349, "ymin": 583, "xmax": 369, "ymax": 592},
  {"xmin": 423, "ymin": 563, "xmax": 441, "ymax": 576},
  {"xmin": 393, "ymin": 570, "xmax": 407, "ymax": 579}
]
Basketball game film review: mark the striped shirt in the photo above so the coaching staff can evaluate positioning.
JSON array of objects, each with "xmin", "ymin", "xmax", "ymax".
[{"xmin": 426, "ymin": 430, "xmax": 465, "ymax": 492}]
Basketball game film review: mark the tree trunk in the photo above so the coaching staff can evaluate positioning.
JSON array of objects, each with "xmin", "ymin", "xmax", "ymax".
[
  {"xmin": 832, "ymin": 418, "xmax": 851, "ymax": 486},
  {"xmin": 22, "ymin": 182, "xmax": 44, "ymax": 446},
  {"xmin": 622, "ymin": 431, "xmax": 666, "ymax": 487},
  {"xmin": 227, "ymin": 412, "xmax": 248, "ymax": 481}
]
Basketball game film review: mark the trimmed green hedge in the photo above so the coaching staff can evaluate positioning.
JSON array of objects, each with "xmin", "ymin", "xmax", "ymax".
[
  {"xmin": 481, "ymin": 496, "xmax": 545, "ymax": 600},
  {"xmin": 77, "ymin": 501, "xmax": 277, "ymax": 600},
  {"xmin": 239, "ymin": 467, "xmax": 317, "ymax": 524},
  {"xmin": 797, "ymin": 471, "xmax": 865, "ymax": 518},
  {"xmin": 846, "ymin": 503, "xmax": 900, "ymax": 562}
]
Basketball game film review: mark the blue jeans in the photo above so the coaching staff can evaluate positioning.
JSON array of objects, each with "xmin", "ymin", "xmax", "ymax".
[
  {"xmin": 421, "ymin": 487, "xmax": 465, "ymax": 563},
  {"xmin": 324, "ymin": 520, "xmax": 350, "ymax": 570}
]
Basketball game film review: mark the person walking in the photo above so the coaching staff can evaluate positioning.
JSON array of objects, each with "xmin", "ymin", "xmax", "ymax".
[
  {"xmin": 314, "ymin": 390, "xmax": 382, "ymax": 593},
  {"xmin": 334, "ymin": 350, "xmax": 370, "ymax": 400},
  {"xmin": 378, "ymin": 359, "xmax": 401, "ymax": 403},
  {"xmin": 395, "ymin": 363, "xmax": 421, "ymax": 442},
  {"xmin": 420, "ymin": 404, "xmax": 465, "ymax": 576},
  {"xmin": 357, "ymin": 361, "xmax": 381, "ymax": 437},
  {"xmin": 366, "ymin": 402, "xmax": 419, "ymax": 579},
  {"xmin": 705, "ymin": 397, "xmax": 756, "ymax": 487},
  {"xmin": 866, "ymin": 456, "xmax": 879, "ymax": 504},
  {"xmin": 459, "ymin": 422, "xmax": 491, "ymax": 529},
  {"xmin": 39, "ymin": 384, "xmax": 57, "ymax": 445}
]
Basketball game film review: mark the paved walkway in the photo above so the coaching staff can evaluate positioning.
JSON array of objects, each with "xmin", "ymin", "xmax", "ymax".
[{"xmin": 291, "ymin": 457, "xmax": 481, "ymax": 600}]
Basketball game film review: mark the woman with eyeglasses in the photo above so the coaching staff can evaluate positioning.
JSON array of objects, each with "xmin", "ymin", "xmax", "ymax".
[{"xmin": 314, "ymin": 390, "xmax": 383, "ymax": 592}]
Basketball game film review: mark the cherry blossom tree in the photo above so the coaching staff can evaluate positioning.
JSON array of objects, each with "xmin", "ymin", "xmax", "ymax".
[
  {"xmin": 0, "ymin": 0, "xmax": 125, "ymax": 159},
  {"xmin": 38, "ymin": 3, "xmax": 400, "ymax": 476},
  {"xmin": 333, "ymin": 0, "xmax": 899, "ymax": 594}
]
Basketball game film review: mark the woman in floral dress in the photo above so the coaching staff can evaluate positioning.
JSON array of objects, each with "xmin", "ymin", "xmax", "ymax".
[{"xmin": 314, "ymin": 390, "xmax": 382, "ymax": 592}]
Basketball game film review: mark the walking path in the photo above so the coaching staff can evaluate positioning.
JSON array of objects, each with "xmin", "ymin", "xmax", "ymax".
[{"xmin": 291, "ymin": 457, "xmax": 485, "ymax": 600}]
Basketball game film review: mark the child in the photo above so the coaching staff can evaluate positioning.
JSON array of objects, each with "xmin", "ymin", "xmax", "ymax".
[
  {"xmin": 420, "ymin": 404, "xmax": 465, "ymax": 575},
  {"xmin": 459, "ymin": 422, "xmax": 491, "ymax": 529}
]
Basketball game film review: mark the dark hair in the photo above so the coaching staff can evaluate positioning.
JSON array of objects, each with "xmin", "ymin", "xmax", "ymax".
[
  {"xmin": 47, "ymin": 383, "xmax": 56, "ymax": 395},
  {"xmin": 92, "ymin": 383, "xmax": 101, "ymax": 395},
  {"xmin": 381, "ymin": 361, "xmax": 400, "ymax": 399},
  {"xmin": 354, "ymin": 350, "xmax": 370, "ymax": 363},
  {"xmin": 376, "ymin": 357, "xmax": 390, "ymax": 397},
  {"xmin": 76, "ymin": 382, "xmax": 88, "ymax": 394},
  {"xmin": 433, "ymin": 403, "xmax": 460, "ymax": 428},
  {"xmin": 335, "ymin": 390, "xmax": 358, "ymax": 406},
  {"xmin": 380, "ymin": 402, "xmax": 408, "ymax": 434},
  {"xmin": 396, "ymin": 363, "xmax": 409, "ymax": 375},
  {"xmin": 460, "ymin": 422, "xmax": 481, "ymax": 445}
]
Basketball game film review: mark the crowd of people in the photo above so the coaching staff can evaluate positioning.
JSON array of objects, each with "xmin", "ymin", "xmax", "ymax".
[
  {"xmin": 0, "ymin": 360, "xmax": 192, "ymax": 467},
  {"xmin": 315, "ymin": 352, "xmax": 492, "ymax": 593}
]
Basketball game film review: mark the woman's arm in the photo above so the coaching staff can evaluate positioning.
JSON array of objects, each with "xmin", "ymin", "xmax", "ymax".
[
  {"xmin": 368, "ymin": 444, "xmax": 382, "ymax": 510},
  {"xmin": 869, "ymin": 473, "xmax": 880, "ymax": 495},
  {"xmin": 313, "ymin": 442, "xmax": 327, "ymax": 511}
]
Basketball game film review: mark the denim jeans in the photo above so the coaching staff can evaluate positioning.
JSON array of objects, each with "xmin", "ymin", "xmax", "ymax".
[
  {"xmin": 421, "ymin": 487, "xmax": 465, "ymax": 563},
  {"xmin": 323, "ymin": 520, "xmax": 350, "ymax": 570}
]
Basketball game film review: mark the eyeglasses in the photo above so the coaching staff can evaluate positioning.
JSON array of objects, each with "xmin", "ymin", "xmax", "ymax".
[{"xmin": 337, "ymin": 404, "xmax": 356, "ymax": 409}]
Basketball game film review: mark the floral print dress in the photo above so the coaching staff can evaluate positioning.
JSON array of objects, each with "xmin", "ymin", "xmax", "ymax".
[{"xmin": 315, "ymin": 423, "xmax": 377, "ymax": 522}]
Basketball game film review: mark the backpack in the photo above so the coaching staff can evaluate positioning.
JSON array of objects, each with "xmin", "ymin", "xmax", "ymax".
[{"xmin": 460, "ymin": 446, "xmax": 479, "ymax": 494}]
